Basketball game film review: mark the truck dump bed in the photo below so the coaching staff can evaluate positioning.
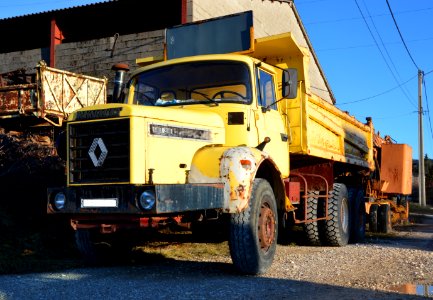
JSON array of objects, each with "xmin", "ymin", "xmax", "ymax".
[
  {"xmin": 288, "ymin": 93, "xmax": 374, "ymax": 170},
  {"xmin": 0, "ymin": 61, "xmax": 107, "ymax": 126},
  {"xmin": 251, "ymin": 33, "xmax": 374, "ymax": 171}
]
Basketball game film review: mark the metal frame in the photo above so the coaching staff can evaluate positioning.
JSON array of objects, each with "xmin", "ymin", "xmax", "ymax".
[{"xmin": 289, "ymin": 172, "xmax": 329, "ymax": 224}]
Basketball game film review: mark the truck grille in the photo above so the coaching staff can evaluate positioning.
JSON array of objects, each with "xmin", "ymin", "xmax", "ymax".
[{"xmin": 68, "ymin": 118, "xmax": 130, "ymax": 183}]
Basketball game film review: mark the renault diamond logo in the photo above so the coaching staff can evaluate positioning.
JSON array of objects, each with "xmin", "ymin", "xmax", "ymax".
[{"xmin": 88, "ymin": 137, "xmax": 108, "ymax": 167}]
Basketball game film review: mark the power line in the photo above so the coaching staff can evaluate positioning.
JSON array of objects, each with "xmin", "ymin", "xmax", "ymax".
[
  {"xmin": 361, "ymin": 0, "xmax": 414, "ymax": 107},
  {"xmin": 423, "ymin": 75, "xmax": 433, "ymax": 145},
  {"xmin": 336, "ymin": 74, "xmax": 417, "ymax": 105},
  {"xmin": 353, "ymin": 0, "xmax": 417, "ymax": 107},
  {"xmin": 385, "ymin": 0, "xmax": 420, "ymax": 70},
  {"xmin": 302, "ymin": 7, "xmax": 433, "ymax": 26},
  {"xmin": 425, "ymin": 69, "xmax": 433, "ymax": 76}
]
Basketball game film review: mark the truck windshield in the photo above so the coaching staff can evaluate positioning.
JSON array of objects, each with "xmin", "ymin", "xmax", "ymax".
[{"xmin": 128, "ymin": 61, "xmax": 252, "ymax": 106}]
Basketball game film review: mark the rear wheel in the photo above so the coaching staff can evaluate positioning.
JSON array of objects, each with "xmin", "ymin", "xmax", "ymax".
[
  {"xmin": 229, "ymin": 178, "xmax": 278, "ymax": 275},
  {"xmin": 349, "ymin": 189, "xmax": 366, "ymax": 243},
  {"xmin": 320, "ymin": 183, "xmax": 350, "ymax": 246},
  {"xmin": 398, "ymin": 196, "xmax": 410, "ymax": 220},
  {"xmin": 378, "ymin": 204, "xmax": 392, "ymax": 233},
  {"xmin": 368, "ymin": 204, "xmax": 379, "ymax": 232},
  {"xmin": 303, "ymin": 190, "xmax": 322, "ymax": 245}
]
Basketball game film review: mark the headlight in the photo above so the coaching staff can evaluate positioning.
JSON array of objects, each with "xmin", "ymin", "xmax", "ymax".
[
  {"xmin": 53, "ymin": 193, "xmax": 66, "ymax": 210},
  {"xmin": 139, "ymin": 190, "xmax": 156, "ymax": 210}
]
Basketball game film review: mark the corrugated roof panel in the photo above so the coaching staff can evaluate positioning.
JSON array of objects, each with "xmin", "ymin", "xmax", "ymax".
[{"xmin": 0, "ymin": 0, "xmax": 115, "ymax": 21}]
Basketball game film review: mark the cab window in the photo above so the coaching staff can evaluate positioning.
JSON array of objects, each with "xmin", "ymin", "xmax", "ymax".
[{"xmin": 257, "ymin": 69, "xmax": 276, "ymax": 110}]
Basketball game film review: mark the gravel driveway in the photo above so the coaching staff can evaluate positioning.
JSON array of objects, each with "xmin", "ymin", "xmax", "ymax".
[{"xmin": 0, "ymin": 217, "xmax": 432, "ymax": 300}]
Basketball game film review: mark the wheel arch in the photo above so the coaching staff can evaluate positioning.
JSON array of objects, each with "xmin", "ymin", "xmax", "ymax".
[
  {"xmin": 255, "ymin": 158, "xmax": 285, "ymax": 211},
  {"xmin": 220, "ymin": 147, "xmax": 284, "ymax": 213},
  {"xmin": 188, "ymin": 145, "xmax": 284, "ymax": 213}
]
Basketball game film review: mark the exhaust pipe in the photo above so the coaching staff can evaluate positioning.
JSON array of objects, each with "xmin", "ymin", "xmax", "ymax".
[{"xmin": 111, "ymin": 63, "xmax": 129, "ymax": 103}]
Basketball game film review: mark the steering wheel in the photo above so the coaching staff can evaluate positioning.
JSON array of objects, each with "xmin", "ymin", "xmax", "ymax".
[{"xmin": 212, "ymin": 90, "xmax": 246, "ymax": 99}]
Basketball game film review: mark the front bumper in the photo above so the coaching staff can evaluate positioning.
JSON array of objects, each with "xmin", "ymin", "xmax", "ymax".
[{"xmin": 47, "ymin": 183, "xmax": 225, "ymax": 215}]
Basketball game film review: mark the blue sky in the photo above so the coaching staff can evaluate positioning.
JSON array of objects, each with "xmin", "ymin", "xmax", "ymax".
[
  {"xmin": 296, "ymin": 0, "xmax": 433, "ymax": 160},
  {"xmin": 0, "ymin": 0, "xmax": 96, "ymax": 18},
  {"xmin": 1, "ymin": 0, "xmax": 432, "ymax": 159}
]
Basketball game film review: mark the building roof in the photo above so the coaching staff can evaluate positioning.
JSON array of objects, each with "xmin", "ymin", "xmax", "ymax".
[
  {"xmin": 0, "ymin": 1, "xmax": 113, "ymax": 21},
  {"xmin": 0, "ymin": 0, "xmax": 182, "ymax": 53}
]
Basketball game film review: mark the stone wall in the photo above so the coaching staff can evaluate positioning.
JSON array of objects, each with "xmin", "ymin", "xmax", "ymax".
[
  {"xmin": 55, "ymin": 30, "xmax": 164, "ymax": 91},
  {"xmin": 0, "ymin": 30, "xmax": 164, "ymax": 93},
  {"xmin": 0, "ymin": 48, "xmax": 49, "ymax": 74},
  {"xmin": 0, "ymin": 0, "xmax": 332, "ymax": 102}
]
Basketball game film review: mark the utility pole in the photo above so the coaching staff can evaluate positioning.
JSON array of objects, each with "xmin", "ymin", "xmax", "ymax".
[{"xmin": 418, "ymin": 69, "xmax": 426, "ymax": 206}]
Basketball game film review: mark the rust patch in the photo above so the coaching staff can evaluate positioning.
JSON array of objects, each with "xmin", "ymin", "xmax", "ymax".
[
  {"xmin": 0, "ymin": 86, "xmax": 35, "ymax": 116},
  {"xmin": 236, "ymin": 184, "xmax": 246, "ymax": 199},
  {"xmin": 0, "ymin": 62, "xmax": 107, "ymax": 122},
  {"xmin": 258, "ymin": 204, "xmax": 276, "ymax": 249}
]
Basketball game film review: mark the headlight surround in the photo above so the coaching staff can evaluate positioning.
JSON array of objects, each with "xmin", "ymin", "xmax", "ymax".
[
  {"xmin": 139, "ymin": 190, "xmax": 156, "ymax": 211},
  {"xmin": 53, "ymin": 192, "xmax": 66, "ymax": 210}
]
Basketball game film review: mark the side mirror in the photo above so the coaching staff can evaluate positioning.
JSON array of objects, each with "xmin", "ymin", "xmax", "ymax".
[{"xmin": 282, "ymin": 68, "xmax": 298, "ymax": 99}]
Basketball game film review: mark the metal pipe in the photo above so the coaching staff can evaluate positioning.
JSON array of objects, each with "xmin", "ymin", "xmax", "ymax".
[{"xmin": 111, "ymin": 63, "xmax": 129, "ymax": 103}]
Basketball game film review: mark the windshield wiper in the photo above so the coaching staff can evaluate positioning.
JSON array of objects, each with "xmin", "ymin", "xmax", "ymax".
[{"xmin": 179, "ymin": 88, "xmax": 219, "ymax": 106}]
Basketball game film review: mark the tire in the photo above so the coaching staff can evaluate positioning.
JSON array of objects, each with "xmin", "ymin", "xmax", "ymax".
[
  {"xmin": 320, "ymin": 183, "xmax": 350, "ymax": 246},
  {"xmin": 302, "ymin": 190, "xmax": 322, "ymax": 245},
  {"xmin": 76, "ymin": 229, "xmax": 100, "ymax": 264},
  {"xmin": 349, "ymin": 189, "xmax": 366, "ymax": 243},
  {"xmin": 378, "ymin": 204, "xmax": 392, "ymax": 233},
  {"xmin": 229, "ymin": 178, "xmax": 278, "ymax": 275},
  {"xmin": 75, "ymin": 229, "xmax": 130, "ymax": 265},
  {"xmin": 398, "ymin": 196, "xmax": 409, "ymax": 220},
  {"xmin": 398, "ymin": 196, "xmax": 408, "ymax": 208},
  {"xmin": 368, "ymin": 204, "xmax": 379, "ymax": 233}
]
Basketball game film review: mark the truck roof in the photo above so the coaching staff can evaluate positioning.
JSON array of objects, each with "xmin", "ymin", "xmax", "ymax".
[{"xmin": 132, "ymin": 53, "xmax": 260, "ymax": 78}]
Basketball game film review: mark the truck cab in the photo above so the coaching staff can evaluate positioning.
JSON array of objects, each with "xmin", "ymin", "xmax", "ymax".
[
  {"xmin": 48, "ymin": 32, "xmax": 298, "ymax": 274},
  {"xmin": 125, "ymin": 54, "xmax": 293, "ymax": 182}
]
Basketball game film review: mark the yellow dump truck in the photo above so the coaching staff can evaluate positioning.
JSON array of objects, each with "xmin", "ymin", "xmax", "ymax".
[{"xmin": 47, "ymin": 12, "xmax": 412, "ymax": 274}]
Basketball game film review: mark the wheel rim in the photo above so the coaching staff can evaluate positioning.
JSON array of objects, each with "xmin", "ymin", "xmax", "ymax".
[
  {"xmin": 258, "ymin": 202, "xmax": 276, "ymax": 251},
  {"xmin": 340, "ymin": 198, "xmax": 349, "ymax": 233}
]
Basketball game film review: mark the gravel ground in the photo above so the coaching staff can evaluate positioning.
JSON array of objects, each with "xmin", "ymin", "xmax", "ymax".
[{"xmin": 0, "ymin": 217, "xmax": 432, "ymax": 300}]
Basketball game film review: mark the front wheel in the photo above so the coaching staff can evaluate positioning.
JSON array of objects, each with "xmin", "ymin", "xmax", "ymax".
[
  {"xmin": 75, "ymin": 229, "xmax": 131, "ymax": 265},
  {"xmin": 229, "ymin": 178, "xmax": 278, "ymax": 275}
]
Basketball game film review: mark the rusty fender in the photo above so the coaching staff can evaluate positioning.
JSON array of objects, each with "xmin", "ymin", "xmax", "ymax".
[{"xmin": 189, "ymin": 146, "xmax": 270, "ymax": 213}]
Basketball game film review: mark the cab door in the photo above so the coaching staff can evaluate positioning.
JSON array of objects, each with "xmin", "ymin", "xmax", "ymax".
[{"xmin": 254, "ymin": 68, "xmax": 289, "ymax": 176}]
